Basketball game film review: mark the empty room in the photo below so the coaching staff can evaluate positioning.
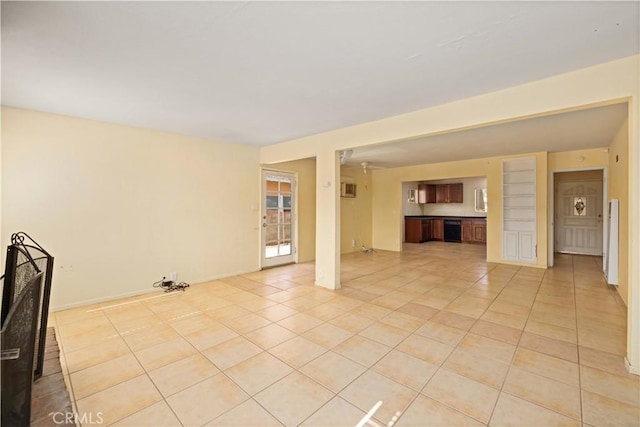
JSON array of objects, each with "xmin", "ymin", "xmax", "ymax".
[{"xmin": 1, "ymin": 2, "xmax": 639, "ymax": 426}]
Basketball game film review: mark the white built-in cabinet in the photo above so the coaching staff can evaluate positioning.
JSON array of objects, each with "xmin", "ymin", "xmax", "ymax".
[{"xmin": 503, "ymin": 157, "xmax": 537, "ymax": 263}]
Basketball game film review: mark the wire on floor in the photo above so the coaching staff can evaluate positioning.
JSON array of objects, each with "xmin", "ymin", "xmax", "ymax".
[{"xmin": 152, "ymin": 277, "xmax": 190, "ymax": 293}]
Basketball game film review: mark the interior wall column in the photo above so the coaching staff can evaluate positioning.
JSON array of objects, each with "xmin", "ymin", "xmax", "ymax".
[{"xmin": 314, "ymin": 150, "xmax": 340, "ymax": 289}]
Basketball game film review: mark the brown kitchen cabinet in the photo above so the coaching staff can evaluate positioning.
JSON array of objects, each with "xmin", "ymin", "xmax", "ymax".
[
  {"xmin": 435, "ymin": 185, "xmax": 447, "ymax": 203},
  {"xmin": 427, "ymin": 185, "xmax": 437, "ymax": 203},
  {"xmin": 472, "ymin": 220, "xmax": 486, "ymax": 243},
  {"xmin": 462, "ymin": 220, "xmax": 473, "ymax": 242},
  {"xmin": 418, "ymin": 184, "xmax": 436, "ymax": 204},
  {"xmin": 462, "ymin": 219, "xmax": 486, "ymax": 243},
  {"xmin": 421, "ymin": 219, "xmax": 432, "ymax": 242},
  {"xmin": 433, "ymin": 183, "xmax": 463, "ymax": 203},
  {"xmin": 405, "ymin": 218, "xmax": 423, "ymax": 243},
  {"xmin": 431, "ymin": 219, "xmax": 444, "ymax": 241},
  {"xmin": 448, "ymin": 183, "xmax": 463, "ymax": 203},
  {"xmin": 405, "ymin": 218, "xmax": 432, "ymax": 243}
]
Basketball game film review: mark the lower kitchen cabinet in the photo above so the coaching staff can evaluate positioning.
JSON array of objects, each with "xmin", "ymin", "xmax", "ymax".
[
  {"xmin": 472, "ymin": 220, "xmax": 486, "ymax": 243},
  {"xmin": 406, "ymin": 217, "xmax": 483, "ymax": 244},
  {"xmin": 405, "ymin": 218, "xmax": 432, "ymax": 243},
  {"xmin": 462, "ymin": 220, "xmax": 473, "ymax": 242},
  {"xmin": 462, "ymin": 219, "xmax": 486, "ymax": 243},
  {"xmin": 421, "ymin": 219, "xmax": 432, "ymax": 242},
  {"xmin": 431, "ymin": 219, "xmax": 444, "ymax": 241},
  {"xmin": 405, "ymin": 218, "xmax": 423, "ymax": 243}
]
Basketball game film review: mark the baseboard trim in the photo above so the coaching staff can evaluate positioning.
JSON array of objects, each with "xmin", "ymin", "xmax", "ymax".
[
  {"xmin": 625, "ymin": 357, "xmax": 640, "ymax": 376},
  {"xmin": 49, "ymin": 268, "xmax": 260, "ymax": 312}
]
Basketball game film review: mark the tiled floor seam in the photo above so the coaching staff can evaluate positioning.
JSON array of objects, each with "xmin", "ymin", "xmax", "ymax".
[
  {"xmin": 294, "ymin": 367, "xmax": 371, "ymax": 426},
  {"xmin": 107, "ymin": 293, "xmax": 304, "ymax": 425},
  {"xmin": 484, "ymin": 266, "xmax": 529, "ymax": 426},
  {"xmin": 384, "ymin": 268, "xmax": 507, "ymax": 426},
  {"xmin": 462, "ymin": 265, "xmax": 548, "ymax": 426},
  {"xmin": 297, "ymin": 275, "xmax": 477, "ymax": 426},
  {"xmin": 571, "ymin": 255, "xmax": 586, "ymax": 426},
  {"xmin": 417, "ymin": 269, "xmax": 508, "ymax": 424},
  {"xmin": 159, "ymin": 309, "xmax": 301, "ymax": 424},
  {"xmin": 54, "ymin": 248, "xmax": 631, "ymax": 427},
  {"xmin": 101, "ymin": 309, "xmax": 187, "ymax": 426}
]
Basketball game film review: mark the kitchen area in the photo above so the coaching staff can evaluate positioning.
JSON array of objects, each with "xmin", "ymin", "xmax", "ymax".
[{"xmin": 403, "ymin": 176, "xmax": 487, "ymax": 245}]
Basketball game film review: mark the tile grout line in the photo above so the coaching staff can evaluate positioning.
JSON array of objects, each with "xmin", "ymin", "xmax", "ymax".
[
  {"xmin": 100, "ymin": 305, "xmax": 186, "ymax": 427},
  {"xmin": 573, "ymin": 254, "xmax": 585, "ymax": 425},
  {"xmin": 56, "ymin": 246, "xmax": 621, "ymax": 427},
  {"xmin": 483, "ymin": 264, "xmax": 527, "ymax": 426},
  {"xmin": 385, "ymin": 260, "xmax": 511, "ymax": 426}
]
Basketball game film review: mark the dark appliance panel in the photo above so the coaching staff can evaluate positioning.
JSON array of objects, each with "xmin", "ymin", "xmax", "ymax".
[{"xmin": 444, "ymin": 219, "xmax": 462, "ymax": 243}]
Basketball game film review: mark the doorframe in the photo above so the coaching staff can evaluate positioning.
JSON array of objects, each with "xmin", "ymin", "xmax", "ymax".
[
  {"xmin": 548, "ymin": 166, "xmax": 608, "ymax": 268},
  {"xmin": 260, "ymin": 168, "xmax": 299, "ymax": 269}
]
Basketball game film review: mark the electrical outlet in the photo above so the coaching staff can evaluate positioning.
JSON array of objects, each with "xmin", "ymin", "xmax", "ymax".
[
  {"xmin": 352, "ymin": 239, "xmax": 356, "ymax": 248},
  {"xmin": 169, "ymin": 272, "xmax": 177, "ymax": 281}
]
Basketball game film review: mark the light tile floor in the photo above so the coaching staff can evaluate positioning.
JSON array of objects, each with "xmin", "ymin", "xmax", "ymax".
[{"xmin": 48, "ymin": 242, "xmax": 639, "ymax": 426}]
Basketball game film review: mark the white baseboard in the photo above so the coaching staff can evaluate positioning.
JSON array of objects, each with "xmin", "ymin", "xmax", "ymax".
[
  {"xmin": 49, "ymin": 268, "xmax": 260, "ymax": 312},
  {"xmin": 50, "ymin": 286, "xmax": 163, "ymax": 312},
  {"xmin": 625, "ymin": 357, "xmax": 640, "ymax": 376}
]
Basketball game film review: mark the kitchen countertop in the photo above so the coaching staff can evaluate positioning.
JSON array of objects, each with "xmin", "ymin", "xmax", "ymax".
[{"xmin": 405, "ymin": 215, "xmax": 487, "ymax": 220}]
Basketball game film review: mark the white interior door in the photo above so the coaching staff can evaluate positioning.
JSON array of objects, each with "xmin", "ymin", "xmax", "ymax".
[
  {"xmin": 556, "ymin": 180, "xmax": 603, "ymax": 255},
  {"xmin": 262, "ymin": 170, "xmax": 296, "ymax": 268}
]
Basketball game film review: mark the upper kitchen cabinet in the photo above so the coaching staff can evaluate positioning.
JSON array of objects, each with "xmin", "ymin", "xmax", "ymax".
[
  {"xmin": 418, "ymin": 184, "xmax": 436, "ymax": 204},
  {"xmin": 448, "ymin": 183, "xmax": 463, "ymax": 203},
  {"xmin": 435, "ymin": 183, "xmax": 463, "ymax": 203}
]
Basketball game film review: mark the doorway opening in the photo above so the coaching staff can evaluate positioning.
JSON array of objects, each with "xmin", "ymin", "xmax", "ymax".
[
  {"xmin": 261, "ymin": 170, "xmax": 297, "ymax": 268},
  {"xmin": 551, "ymin": 168, "xmax": 607, "ymax": 267}
]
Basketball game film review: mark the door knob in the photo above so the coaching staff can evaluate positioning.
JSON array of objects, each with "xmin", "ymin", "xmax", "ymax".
[{"xmin": 263, "ymin": 223, "xmax": 267, "ymax": 227}]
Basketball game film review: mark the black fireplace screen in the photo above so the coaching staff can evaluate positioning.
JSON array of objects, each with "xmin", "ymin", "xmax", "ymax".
[
  {"xmin": 1, "ymin": 233, "xmax": 54, "ymax": 380},
  {"xmin": 1, "ymin": 232, "xmax": 54, "ymax": 426},
  {"xmin": 1, "ymin": 272, "xmax": 43, "ymax": 426}
]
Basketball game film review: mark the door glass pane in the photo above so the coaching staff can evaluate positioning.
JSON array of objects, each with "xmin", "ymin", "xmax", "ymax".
[
  {"xmin": 266, "ymin": 196, "xmax": 279, "ymax": 208},
  {"xmin": 264, "ymin": 175, "xmax": 293, "ymax": 260}
]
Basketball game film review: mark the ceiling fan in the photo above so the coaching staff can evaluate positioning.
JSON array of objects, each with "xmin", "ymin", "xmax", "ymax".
[{"xmin": 360, "ymin": 161, "xmax": 384, "ymax": 174}]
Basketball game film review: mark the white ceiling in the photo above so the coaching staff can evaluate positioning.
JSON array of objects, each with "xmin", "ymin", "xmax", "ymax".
[
  {"xmin": 346, "ymin": 102, "xmax": 629, "ymax": 168},
  {"xmin": 2, "ymin": 2, "xmax": 638, "ymax": 146}
]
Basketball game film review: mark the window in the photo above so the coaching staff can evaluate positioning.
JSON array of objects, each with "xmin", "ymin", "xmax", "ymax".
[{"xmin": 475, "ymin": 188, "xmax": 488, "ymax": 212}]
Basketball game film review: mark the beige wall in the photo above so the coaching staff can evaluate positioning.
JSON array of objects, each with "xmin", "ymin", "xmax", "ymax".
[
  {"xmin": 548, "ymin": 148, "xmax": 610, "ymax": 171},
  {"xmin": 2, "ymin": 107, "xmax": 261, "ymax": 310},
  {"xmin": 266, "ymin": 158, "xmax": 316, "ymax": 263},
  {"xmin": 340, "ymin": 166, "xmax": 372, "ymax": 253},
  {"xmin": 609, "ymin": 120, "xmax": 629, "ymax": 306}
]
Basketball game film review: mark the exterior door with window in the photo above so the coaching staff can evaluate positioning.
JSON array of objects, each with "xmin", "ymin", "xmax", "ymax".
[
  {"xmin": 262, "ymin": 171, "xmax": 296, "ymax": 268},
  {"xmin": 556, "ymin": 180, "xmax": 603, "ymax": 255}
]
